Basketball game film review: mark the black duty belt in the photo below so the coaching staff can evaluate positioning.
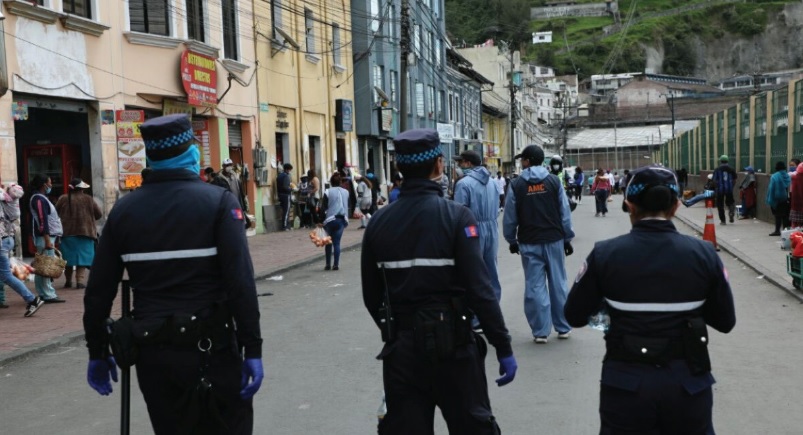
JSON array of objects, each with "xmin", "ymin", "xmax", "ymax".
[{"xmin": 604, "ymin": 336, "xmax": 686, "ymax": 365}]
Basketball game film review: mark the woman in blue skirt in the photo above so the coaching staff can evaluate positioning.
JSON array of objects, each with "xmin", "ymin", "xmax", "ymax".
[{"xmin": 55, "ymin": 178, "xmax": 102, "ymax": 288}]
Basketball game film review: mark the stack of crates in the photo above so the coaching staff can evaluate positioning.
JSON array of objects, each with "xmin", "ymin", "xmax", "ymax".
[{"xmin": 786, "ymin": 254, "xmax": 803, "ymax": 289}]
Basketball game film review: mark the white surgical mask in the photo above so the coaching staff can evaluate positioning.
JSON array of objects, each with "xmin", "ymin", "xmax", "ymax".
[
  {"xmin": 224, "ymin": 166, "xmax": 232, "ymax": 174},
  {"xmin": 552, "ymin": 164, "xmax": 561, "ymax": 171}
]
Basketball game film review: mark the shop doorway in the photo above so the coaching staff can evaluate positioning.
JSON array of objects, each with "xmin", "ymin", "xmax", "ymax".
[
  {"xmin": 275, "ymin": 133, "xmax": 290, "ymax": 166},
  {"xmin": 15, "ymin": 106, "xmax": 90, "ymax": 255},
  {"xmin": 336, "ymin": 138, "xmax": 346, "ymax": 170},
  {"xmin": 308, "ymin": 135, "xmax": 320, "ymax": 174}
]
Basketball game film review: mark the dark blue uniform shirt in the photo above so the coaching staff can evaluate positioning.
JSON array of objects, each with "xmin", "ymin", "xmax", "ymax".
[
  {"xmin": 83, "ymin": 169, "xmax": 262, "ymax": 359},
  {"xmin": 361, "ymin": 179, "xmax": 512, "ymax": 358}
]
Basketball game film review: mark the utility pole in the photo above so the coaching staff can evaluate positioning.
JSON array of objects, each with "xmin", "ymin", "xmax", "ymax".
[
  {"xmin": 508, "ymin": 46, "xmax": 517, "ymax": 165},
  {"xmin": 399, "ymin": 0, "xmax": 410, "ymax": 132},
  {"xmin": 667, "ymin": 93, "xmax": 676, "ymax": 139}
]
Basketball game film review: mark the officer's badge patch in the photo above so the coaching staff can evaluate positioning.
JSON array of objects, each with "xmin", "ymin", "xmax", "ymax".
[
  {"xmin": 575, "ymin": 260, "xmax": 588, "ymax": 283},
  {"xmin": 464, "ymin": 225, "xmax": 479, "ymax": 238},
  {"xmin": 231, "ymin": 208, "xmax": 244, "ymax": 220}
]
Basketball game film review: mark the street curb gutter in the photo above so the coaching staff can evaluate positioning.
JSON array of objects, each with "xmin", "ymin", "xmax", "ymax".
[
  {"xmin": 674, "ymin": 215, "xmax": 803, "ymax": 304},
  {"xmin": 0, "ymin": 241, "xmax": 365, "ymax": 368}
]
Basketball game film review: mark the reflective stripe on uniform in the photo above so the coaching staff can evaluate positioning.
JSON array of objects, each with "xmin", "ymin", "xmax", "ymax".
[
  {"xmin": 121, "ymin": 247, "xmax": 218, "ymax": 263},
  {"xmin": 604, "ymin": 298, "xmax": 705, "ymax": 312},
  {"xmin": 377, "ymin": 258, "xmax": 455, "ymax": 269}
]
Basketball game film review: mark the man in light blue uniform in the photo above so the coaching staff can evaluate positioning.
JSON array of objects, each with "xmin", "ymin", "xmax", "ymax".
[
  {"xmin": 503, "ymin": 145, "xmax": 575, "ymax": 343},
  {"xmin": 452, "ymin": 150, "xmax": 501, "ymax": 301}
]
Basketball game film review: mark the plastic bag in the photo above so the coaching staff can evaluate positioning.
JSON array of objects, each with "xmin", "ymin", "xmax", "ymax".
[
  {"xmin": 10, "ymin": 257, "xmax": 34, "ymax": 281},
  {"xmin": 309, "ymin": 226, "xmax": 332, "ymax": 247}
]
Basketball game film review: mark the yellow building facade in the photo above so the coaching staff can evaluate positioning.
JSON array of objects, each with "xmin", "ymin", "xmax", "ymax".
[{"xmin": 254, "ymin": 0, "xmax": 356, "ymax": 231}]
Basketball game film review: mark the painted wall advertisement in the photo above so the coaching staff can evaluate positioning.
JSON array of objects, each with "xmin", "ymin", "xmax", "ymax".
[{"xmin": 116, "ymin": 110, "xmax": 146, "ymax": 190}]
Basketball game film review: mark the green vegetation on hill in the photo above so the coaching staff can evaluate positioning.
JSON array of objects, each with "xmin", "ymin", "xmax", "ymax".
[{"xmin": 446, "ymin": 0, "xmax": 790, "ymax": 80}]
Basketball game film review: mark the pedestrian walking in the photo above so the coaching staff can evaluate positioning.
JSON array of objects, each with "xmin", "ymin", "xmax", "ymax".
[
  {"xmin": 355, "ymin": 174, "xmax": 373, "ymax": 229},
  {"xmin": 277, "ymin": 163, "xmax": 293, "ymax": 231},
  {"xmin": 503, "ymin": 144, "xmax": 575, "ymax": 344},
  {"xmin": 55, "ymin": 178, "xmax": 102, "ymax": 289},
  {"xmin": 738, "ymin": 166, "xmax": 757, "ymax": 219},
  {"xmin": 29, "ymin": 173, "xmax": 64, "ymax": 303},
  {"xmin": 0, "ymin": 180, "xmax": 44, "ymax": 316},
  {"xmin": 452, "ymin": 150, "xmax": 502, "ymax": 306},
  {"xmin": 361, "ymin": 128, "xmax": 517, "ymax": 434},
  {"xmin": 768, "ymin": 161, "xmax": 792, "ymax": 236},
  {"xmin": 495, "ymin": 170, "xmax": 507, "ymax": 209},
  {"xmin": 565, "ymin": 164, "xmax": 736, "ymax": 434},
  {"xmin": 712, "ymin": 154, "xmax": 738, "ymax": 224},
  {"xmin": 572, "ymin": 167, "xmax": 584, "ymax": 203},
  {"xmin": 592, "ymin": 168, "xmax": 612, "ymax": 217},
  {"xmin": 82, "ymin": 114, "xmax": 263, "ymax": 435},
  {"xmin": 322, "ymin": 172, "xmax": 350, "ymax": 270}
]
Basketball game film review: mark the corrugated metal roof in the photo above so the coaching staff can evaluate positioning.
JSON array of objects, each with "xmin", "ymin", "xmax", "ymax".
[{"xmin": 566, "ymin": 120, "xmax": 699, "ymax": 149}]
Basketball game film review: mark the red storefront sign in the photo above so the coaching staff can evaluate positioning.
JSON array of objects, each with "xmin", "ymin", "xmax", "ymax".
[{"xmin": 180, "ymin": 50, "xmax": 217, "ymax": 107}]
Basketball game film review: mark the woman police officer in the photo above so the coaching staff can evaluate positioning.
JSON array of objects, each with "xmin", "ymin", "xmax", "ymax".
[{"xmin": 564, "ymin": 165, "xmax": 736, "ymax": 434}]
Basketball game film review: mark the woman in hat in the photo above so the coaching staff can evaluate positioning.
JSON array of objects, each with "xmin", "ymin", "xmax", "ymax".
[
  {"xmin": 565, "ymin": 165, "xmax": 735, "ymax": 434},
  {"xmin": 55, "ymin": 178, "xmax": 102, "ymax": 289}
]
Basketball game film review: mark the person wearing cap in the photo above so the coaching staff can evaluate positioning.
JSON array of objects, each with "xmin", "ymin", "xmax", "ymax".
[
  {"xmin": 738, "ymin": 166, "xmax": 757, "ymax": 220},
  {"xmin": 682, "ymin": 173, "xmax": 717, "ymax": 208},
  {"xmin": 55, "ymin": 178, "xmax": 102, "ymax": 289},
  {"xmin": 83, "ymin": 114, "xmax": 263, "ymax": 434},
  {"xmin": 711, "ymin": 154, "xmax": 738, "ymax": 225},
  {"xmin": 452, "ymin": 149, "xmax": 503, "ymax": 308},
  {"xmin": 362, "ymin": 128, "xmax": 517, "ymax": 434},
  {"xmin": 504, "ymin": 144, "xmax": 575, "ymax": 343},
  {"xmin": 277, "ymin": 163, "xmax": 293, "ymax": 231},
  {"xmin": 565, "ymin": 164, "xmax": 735, "ymax": 434}
]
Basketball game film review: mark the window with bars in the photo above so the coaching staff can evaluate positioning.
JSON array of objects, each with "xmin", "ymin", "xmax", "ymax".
[
  {"xmin": 427, "ymin": 86, "xmax": 435, "ymax": 118},
  {"xmin": 129, "ymin": 0, "xmax": 169, "ymax": 36},
  {"xmin": 413, "ymin": 24, "xmax": 421, "ymax": 57},
  {"xmin": 390, "ymin": 70, "xmax": 398, "ymax": 104},
  {"xmin": 437, "ymin": 90, "xmax": 445, "ymax": 121},
  {"xmin": 373, "ymin": 65, "xmax": 384, "ymax": 103},
  {"xmin": 416, "ymin": 82, "xmax": 424, "ymax": 117},
  {"xmin": 222, "ymin": 0, "xmax": 238, "ymax": 59},
  {"xmin": 186, "ymin": 0, "xmax": 205, "ymax": 42},
  {"xmin": 305, "ymin": 9, "xmax": 315, "ymax": 53},
  {"xmin": 370, "ymin": 0, "xmax": 380, "ymax": 33},
  {"xmin": 332, "ymin": 24, "xmax": 341, "ymax": 66},
  {"xmin": 434, "ymin": 39, "xmax": 441, "ymax": 67},
  {"xmin": 64, "ymin": 0, "xmax": 91, "ymax": 18},
  {"xmin": 272, "ymin": 0, "xmax": 284, "ymax": 42}
]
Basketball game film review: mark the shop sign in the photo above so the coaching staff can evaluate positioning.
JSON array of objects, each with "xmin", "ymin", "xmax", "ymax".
[
  {"xmin": 163, "ymin": 99, "xmax": 193, "ymax": 116},
  {"xmin": 180, "ymin": 50, "xmax": 217, "ymax": 107},
  {"xmin": 437, "ymin": 123, "xmax": 454, "ymax": 143},
  {"xmin": 335, "ymin": 99, "xmax": 353, "ymax": 132},
  {"xmin": 276, "ymin": 111, "xmax": 289, "ymax": 130},
  {"xmin": 379, "ymin": 108, "xmax": 393, "ymax": 132},
  {"xmin": 116, "ymin": 110, "xmax": 146, "ymax": 190},
  {"xmin": 101, "ymin": 110, "xmax": 115, "ymax": 125},
  {"xmin": 193, "ymin": 119, "xmax": 211, "ymax": 170},
  {"xmin": 259, "ymin": 102, "xmax": 269, "ymax": 112}
]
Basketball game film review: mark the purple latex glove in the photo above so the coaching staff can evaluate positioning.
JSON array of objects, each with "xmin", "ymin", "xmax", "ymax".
[
  {"xmin": 495, "ymin": 355, "xmax": 518, "ymax": 387},
  {"xmin": 87, "ymin": 357, "xmax": 118, "ymax": 396},
  {"xmin": 240, "ymin": 358, "xmax": 264, "ymax": 400}
]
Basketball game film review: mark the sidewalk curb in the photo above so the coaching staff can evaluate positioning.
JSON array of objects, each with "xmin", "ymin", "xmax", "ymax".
[
  {"xmin": 0, "ymin": 240, "xmax": 365, "ymax": 367},
  {"xmin": 254, "ymin": 240, "xmax": 362, "ymax": 280},
  {"xmin": 674, "ymin": 215, "xmax": 803, "ymax": 304}
]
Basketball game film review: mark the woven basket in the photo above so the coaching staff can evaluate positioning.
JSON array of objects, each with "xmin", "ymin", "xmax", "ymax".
[{"xmin": 31, "ymin": 249, "xmax": 67, "ymax": 279}]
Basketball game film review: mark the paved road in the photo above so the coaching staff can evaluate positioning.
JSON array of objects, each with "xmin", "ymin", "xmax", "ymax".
[{"xmin": 2, "ymin": 199, "xmax": 803, "ymax": 434}]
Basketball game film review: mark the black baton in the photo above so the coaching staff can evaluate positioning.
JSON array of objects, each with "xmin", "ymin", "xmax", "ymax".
[{"xmin": 120, "ymin": 280, "xmax": 131, "ymax": 435}]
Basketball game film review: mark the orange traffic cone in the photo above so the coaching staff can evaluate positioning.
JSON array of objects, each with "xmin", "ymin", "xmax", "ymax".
[{"xmin": 703, "ymin": 198, "xmax": 720, "ymax": 251}]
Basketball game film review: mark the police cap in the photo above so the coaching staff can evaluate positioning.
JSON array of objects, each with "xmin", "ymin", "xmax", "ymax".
[
  {"xmin": 624, "ymin": 165, "xmax": 679, "ymax": 205},
  {"xmin": 394, "ymin": 129, "xmax": 442, "ymax": 164},
  {"xmin": 140, "ymin": 114, "xmax": 199, "ymax": 161}
]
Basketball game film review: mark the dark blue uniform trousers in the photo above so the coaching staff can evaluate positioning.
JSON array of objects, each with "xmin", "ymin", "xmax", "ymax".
[
  {"xmin": 136, "ymin": 345, "xmax": 253, "ymax": 435},
  {"xmin": 599, "ymin": 360, "xmax": 715, "ymax": 435},
  {"xmin": 379, "ymin": 332, "xmax": 500, "ymax": 435}
]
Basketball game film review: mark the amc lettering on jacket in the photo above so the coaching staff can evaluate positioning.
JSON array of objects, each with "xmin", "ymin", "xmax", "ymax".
[{"xmin": 527, "ymin": 183, "xmax": 547, "ymax": 194}]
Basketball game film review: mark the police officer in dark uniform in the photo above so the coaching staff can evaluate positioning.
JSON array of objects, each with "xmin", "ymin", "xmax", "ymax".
[
  {"xmin": 564, "ymin": 165, "xmax": 736, "ymax": 434},
  {"xmin": 83, "ymin": 114, "xmax": 263, "ymax": 435},
  {"xmin": 361, "ymin": 128, "xmax": 517, "ymax": 434}
]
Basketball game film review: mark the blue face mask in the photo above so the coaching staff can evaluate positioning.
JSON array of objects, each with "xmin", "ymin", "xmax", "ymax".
[{"xmin": 45, "ymin": 186, "xmax": 52, "ymax": 194}]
